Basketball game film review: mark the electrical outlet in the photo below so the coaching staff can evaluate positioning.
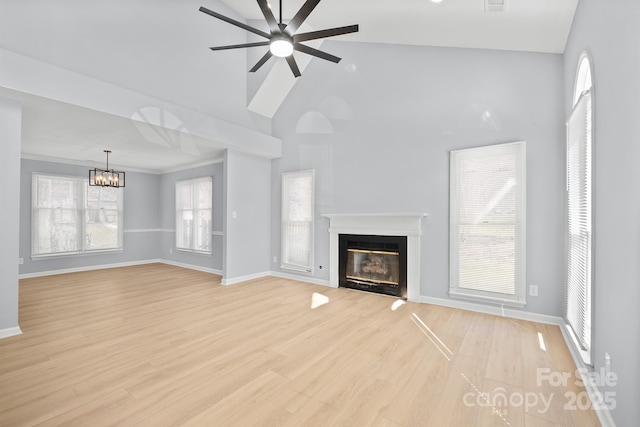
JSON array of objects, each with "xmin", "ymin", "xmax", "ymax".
[
  {"xmin": 529, "ymin": 285, "xmax": 538, "ymax": 297},
  {"xmin": 18, "ymin": 258, "xmax": 24, "ymax": 265},
  {"xmin": 169, "ymin": 248, "xmax": 173, "ymax": 254},
  {"xmin": 605, "ymin": 352, "xmax": 611, "ymax": 375},
  {"xmin": 272, "ymin": 256, "xmax": 277, "ymax": 263}
]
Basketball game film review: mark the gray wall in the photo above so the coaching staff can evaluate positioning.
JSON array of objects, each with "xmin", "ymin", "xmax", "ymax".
[
  {"xmin": 271, "ymin": 42, "xmax": 566, "ymax": 316},
  {"xmin": 159, "ymin": 162, "xmax": 224, "ymax": 272},
  {"xmin": 19, "ymin": 159, "xmax": 162, "ymax": 274},
  {"xmin": 19, "ymin": 159, "xmax": 224, "ymax": 275},
  {"xmin": 564, "ymin": 0, "xmax": 640, "ymax": 424},
  {"xmin": 0, "ymin": 98, "xmax": 21, "ymax": 335},
  {"xmin": 223, "ymin": 149, "xmax": 271, "ymax": 282}
]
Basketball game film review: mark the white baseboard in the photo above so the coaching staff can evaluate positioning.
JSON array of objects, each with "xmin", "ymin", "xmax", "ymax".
[
  {"xmin": 223, "ymin": 269, "xmax": 332, "ymax": 287},
  {"xmin": 19, "ymin": 259, "xmax": 222, "ymax": 280},
  {"xmin": 559, "ymin": 323, "xmax": 616, "ymax": 427},
  {"xmin": 0, "ymin": 326, "xmax": 22, "ymax": 339},
  {"xmin": 19, "ymin": 259, "xmax": 164, "ymax": 279},
  {"xmin": 419, "ymin": 295, "xmax": 564, "ymax": 326},
  {"xmin": 221, "ymin": 271, "xmax": 271, "ymax": 286},
  {"xmin": 269, "ymin": 270, "xmax": 333, "ymax": 287},
  {"xmin": 158, "ymin": 260, "xmax": 222, "ymax": 276}
]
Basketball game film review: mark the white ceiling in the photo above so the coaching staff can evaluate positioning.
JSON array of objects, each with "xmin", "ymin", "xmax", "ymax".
[
  {"xmin": 0, "ymin": 0, "xmax": 578, "ymax": 172},
  {"xmin": 2, "ymin": 87, "xmax": 226, "ymax": 173},
  {"xmin": 222, "ymin": 0, "xmax": 578, "ymax": 53}
]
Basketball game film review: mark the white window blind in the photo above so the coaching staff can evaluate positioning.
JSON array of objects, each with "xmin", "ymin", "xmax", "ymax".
[
  {"xmin": 32, "ymin": 173, "xmax": 123, "ymax": 257},
  {"xmin": 449, "ymin": 141, "xmax": 526, "ymax": 307},
  {"xmin": 566, "ymin": 90, "xmax": 592, "ymax": 354},
  {"xmin": 175, "ymin": 177, "xmax": 212, "ymax": 254},
  {"xmin": 281, "ymin": 170, "xmax": 314, "ymax": 272}
]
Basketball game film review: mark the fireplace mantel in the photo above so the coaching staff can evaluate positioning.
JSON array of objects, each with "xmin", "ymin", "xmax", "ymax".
[{"xmin": 322, "ymin": 213, "xmax": 426, "ymax": 301}]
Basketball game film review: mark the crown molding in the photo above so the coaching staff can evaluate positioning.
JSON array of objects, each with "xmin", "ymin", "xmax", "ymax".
[{"xmin": 21, "ymin": 153, "xmax": 224, "ymax": 175}]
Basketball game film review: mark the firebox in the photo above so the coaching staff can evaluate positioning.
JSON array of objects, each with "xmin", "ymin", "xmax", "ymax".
[{"xmin": 338, "ymin": 234, "xmax": 407, "ymax": 298}]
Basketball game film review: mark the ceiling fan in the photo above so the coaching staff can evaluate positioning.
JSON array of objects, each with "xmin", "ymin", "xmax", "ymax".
[{"xmin": 199, "ymin": 0, "xmax": 359, "ymax": 77}]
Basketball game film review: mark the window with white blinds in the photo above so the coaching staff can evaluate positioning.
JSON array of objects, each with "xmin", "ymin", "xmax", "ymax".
[
  {"xmin": 281, "ymin": 170, "xmax": 314, "ymax": 272},
  {"xmin": 566, "ymin": 89, "xmax": 593, "ymax": 361},
  {"xmin": 175, "ymin": 177, "xmax": 212, "ymax": 254},
  {"xmin": 32, "ymin": 173, "xmax": 123, "ymax": 257},
  {"xmin": 449, "ymin": 141, "xmax": 527, "ymax": 307}
]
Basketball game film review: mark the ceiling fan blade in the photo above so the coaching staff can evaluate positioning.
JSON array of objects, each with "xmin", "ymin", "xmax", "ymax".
[
  {"xmin": 293, "ymin": 25, "xmax": 359, "ymax": 44},
  {"xmin": 256, "ymin": 0, "xmax": 280, "ymax": 33},
  {"xmin": 286, "ymin": 56, "xmax": 302, "ymax": 78},
  {"xmin": 199, "ymin": 6, "xmax": 270, "ymax": 39},
  {"xmin": 285, "ymin": 0, "xmax": 321, "ymax": 35},
  {"xmin": 209, "ymin": 41, "xmax": 270, "ymax": 51},
  {"xmin": 294, "ymin": 43, "xmax": 341, "ymax": 63},
  {"xmin": 249, "ymin": 50, "xmax": 274, "ymax": 72},
  {"xmin": 293, "ymin": 24, "xmax": 359, "ymax": 43}
]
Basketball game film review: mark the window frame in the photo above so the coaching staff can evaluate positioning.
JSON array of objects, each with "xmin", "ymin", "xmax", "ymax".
[
  {"xmin": 281, "ymin": 169, "xmax": 315, "ymax": 273},
  {"xmin": 175, "ymin": 176, "xmax": 213, "ymax": 255},
  {"xmin": 31, "ymin": 172, "xmax": 124, "ymax": 259},
  {"xmin": 449, "ymin": 141, "xmax": 527, "ymax": 307},
  {"xmin": 573, "ymin": 52, "xmax": 593, "ymax": 106},
  {"xmin": 566, "ymin": 51, "xmax": 594, "ymax": 366}
]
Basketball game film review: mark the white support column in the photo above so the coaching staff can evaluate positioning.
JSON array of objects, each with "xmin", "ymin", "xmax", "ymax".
[{"xmin": 0, "ymin": 97, "xmax": 22, "ymax": 339}]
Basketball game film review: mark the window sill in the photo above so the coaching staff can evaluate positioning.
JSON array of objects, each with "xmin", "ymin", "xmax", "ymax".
[
  {"xmin": 564, "ymin": 324, "xmax": 592, "ymax": 366},
  {"xmin": 449, "ymin": 290, "xmax": 526, "ymax": 309},
  {"xmin": 175, "ymin": 248, "xmax": 213, "ymax": 256},
  {"xmin": 281, "ymin": 265, "xmax": 313, "ymax": 274}
]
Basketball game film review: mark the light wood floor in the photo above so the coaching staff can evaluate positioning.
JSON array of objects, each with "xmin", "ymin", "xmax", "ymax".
[{"xmin": 1, "ymin": 264, "xmax": 600, "ymax": 426}]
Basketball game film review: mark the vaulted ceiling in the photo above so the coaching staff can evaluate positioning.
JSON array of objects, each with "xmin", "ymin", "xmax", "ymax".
[{"xmin": 0, "ymin": 0, "xmax": 578, "ymax": 172}]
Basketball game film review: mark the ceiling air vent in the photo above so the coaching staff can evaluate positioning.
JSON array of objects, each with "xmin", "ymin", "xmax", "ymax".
[{"xmin": 485, "ymin": 0, "xmax": 506, "ymax": 12}]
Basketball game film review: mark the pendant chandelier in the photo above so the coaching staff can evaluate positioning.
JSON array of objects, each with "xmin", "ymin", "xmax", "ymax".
[{"xmin": 89, "ymin": 150, "xmax": 125, "ymax": 188}]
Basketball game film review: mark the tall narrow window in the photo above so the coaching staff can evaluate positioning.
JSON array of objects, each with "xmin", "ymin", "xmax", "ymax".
[
  {"xmin": 450, "ymin": 141, "xmax": 526, "ymax": 307},
  {"xmin": 281, "ymin": 170, "xmax": 314, "ymax": 272},
  {"xmin": 175, "ymin": 177, "xmax": 212, "ymax": 254},
  {"xmin": 566, "ymin": 53, "xmax": 593, "ymax": 365},
  {"xmin": 32, "ymin": 173, "xmax": 123, "ymax": 257}
]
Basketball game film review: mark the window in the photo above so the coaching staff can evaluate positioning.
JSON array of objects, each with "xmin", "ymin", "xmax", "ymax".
[
  {"xmin": 281, "ymin": 170, "xmax": 314, "ymax": 272},
  {"xmin": 32, "ymin": 173, "xmax": 123, "ymax": 257},
  {"xmin": 449, "ymin": 141, "xmax": 526, "ymax": 307},
  {"xmin": 175, "ymin": 177, "xmax": 212, "ymax": 254},
  {"xmin": 573, "ymin": 54, "xmax": 593, "ymax": 106},
  {"xmin": 566, "ymin": 52, "xmax": 593, "ymax": 365}
]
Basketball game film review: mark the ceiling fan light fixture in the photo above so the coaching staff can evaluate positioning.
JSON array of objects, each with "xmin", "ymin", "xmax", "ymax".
[
  {"xmin": 199, "ymin": 0, "xmax": 359, "ymax": 77},
  {"xmin": 270, "ymin": 36, "xmax": 294, "ymax": 57}
]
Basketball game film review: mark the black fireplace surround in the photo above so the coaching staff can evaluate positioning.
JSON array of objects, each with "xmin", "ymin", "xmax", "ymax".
[{"xmin": 338, "ymin": 234, "xmax": 407, "ymax": 299}]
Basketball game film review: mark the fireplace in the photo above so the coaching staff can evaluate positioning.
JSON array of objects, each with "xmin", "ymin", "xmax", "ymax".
[{"xmin": 339, "ymin": 234, "xmax": 407, "ymax": 298}]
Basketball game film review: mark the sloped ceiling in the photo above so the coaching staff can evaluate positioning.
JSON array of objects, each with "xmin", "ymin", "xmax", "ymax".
[
  {"xmin": 222, "ymin": 0, "xmax": 578, "ymax": 53},
  {"xmin": 0, "ymin": 0, "xmax": 578, "ymax": 172}
]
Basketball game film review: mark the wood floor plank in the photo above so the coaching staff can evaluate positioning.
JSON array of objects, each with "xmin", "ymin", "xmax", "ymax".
[{"xmin": 0, "ymin": 264, "xmax": 601, "ymax": 426}]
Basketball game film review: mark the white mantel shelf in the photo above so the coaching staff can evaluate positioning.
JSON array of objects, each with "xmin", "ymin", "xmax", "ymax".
[{"xmin": 321, "ymin": 213, "xmax": 427, "ymax": 301}]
